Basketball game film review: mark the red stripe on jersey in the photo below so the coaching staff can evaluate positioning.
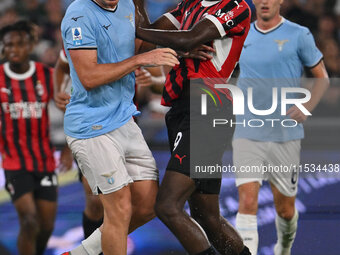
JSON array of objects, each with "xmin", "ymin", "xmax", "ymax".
[
  {"xmin": 36, "ymin": 63, "xmax": 55, "ymax": 172},
  {"xmin": 0, "ymin": 67, "xmax": 21, "ymax": 169},
  {"xmin": 10, "ymin": 78, "xmax": 34, "ymax": 170}
]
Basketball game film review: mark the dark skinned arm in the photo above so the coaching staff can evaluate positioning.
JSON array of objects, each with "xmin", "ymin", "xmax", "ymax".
[
  {"xmin": 134, "ymin": 0, "xmax": 216, "ymax": 58},
  {"xmin": 136, "ymin": 18, "xmax": 221, "ymax": 52}
]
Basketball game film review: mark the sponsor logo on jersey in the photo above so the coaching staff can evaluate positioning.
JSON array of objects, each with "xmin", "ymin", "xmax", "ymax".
[
  {"xmin": 175, "ymin": 154, "xmax": 186, "ymax": 165},
  {"xmin": 1, "ymin": 102, "xmax": 46, "ymax": 119},
  {"xmin": 102, "ymin": 24, "xmax": 111, "ymax": 30},
  {"xmin": 72, "ymin": 27, "xmax": 82, "ymax": 46},
  {"xmin": 71, "ymin": 16, "xmax": 84, "ymax": 22}
]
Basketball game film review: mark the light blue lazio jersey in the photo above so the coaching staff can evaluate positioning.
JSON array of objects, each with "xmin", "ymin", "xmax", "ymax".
[
  {"xmin": 61, "ymin": 0, "xmax": 138, "ymax": 138},
  {"xmin": 233, "ymin": 18, "xmax": 322, "ymax": 142}
]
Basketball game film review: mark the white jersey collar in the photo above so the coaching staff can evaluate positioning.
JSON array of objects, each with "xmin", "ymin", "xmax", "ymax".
[
  {"xmin": 4, "ymin": 61, "xmax": 36, "ymax": 81},
  {"xmin": 201, "ymin": 0, "xmax": 221, "ymax": 7}
]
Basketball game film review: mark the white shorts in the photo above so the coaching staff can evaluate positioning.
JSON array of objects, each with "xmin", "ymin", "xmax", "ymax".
[
  {"xmin": 66, "ymin": 118, "xmax": 158, "ymax": 195},
  {"xmin": 233, "ymin": 138, "xmax": 301, "ymax": 197}
]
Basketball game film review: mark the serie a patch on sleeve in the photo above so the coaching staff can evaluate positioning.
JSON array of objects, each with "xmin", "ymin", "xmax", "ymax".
[{"xmin": 72, "ymin": 27, "xmax": 83, "ymax": 46}]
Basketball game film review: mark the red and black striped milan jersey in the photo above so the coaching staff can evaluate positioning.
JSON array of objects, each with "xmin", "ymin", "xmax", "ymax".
[
  {"xmin": 0, "ymin": 61, "xmax": 56, "ymax": 172},
  {"xmin": 161, "ymin": 0, "xmax": 251, "ymax": 106}
]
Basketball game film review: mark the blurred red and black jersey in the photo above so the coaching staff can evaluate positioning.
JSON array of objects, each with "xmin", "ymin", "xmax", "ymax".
[
  {"xmin": 161, "ymin": 0, "xmax": 251, "ymax": 106},
  {"xmin": 0, "ymin": 61, "xmax": 56, "ymax": 172}
]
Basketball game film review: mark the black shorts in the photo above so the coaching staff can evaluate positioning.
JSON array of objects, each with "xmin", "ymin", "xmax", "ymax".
[
  {"xmin": 5, "ymin": 170, "xmax": 58, "ymax": 202},
  {"xmin": 165, "ymin": 84, "xmax": 234, "ymax": 194}
]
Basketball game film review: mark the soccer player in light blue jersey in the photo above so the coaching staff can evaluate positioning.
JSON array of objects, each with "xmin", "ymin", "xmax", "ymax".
[
  {"xmin": 232, "ymin": 0, "xmax": 329, "ymax": 255},
  {"xmin": 60, "ymin": 0, "xmax": 179, "ymax": 255}
]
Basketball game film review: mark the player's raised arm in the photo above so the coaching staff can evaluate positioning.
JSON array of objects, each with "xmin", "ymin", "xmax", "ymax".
[
  {"xmin": 69, "ymin": 48, "xmax": 178, "ymax": 90},
  {"xmin": 136, "ymin": 2, "xmax": 250, "ymax": 52}
]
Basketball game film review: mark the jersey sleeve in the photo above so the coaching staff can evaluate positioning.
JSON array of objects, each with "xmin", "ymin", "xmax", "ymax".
[
  {"xmin": 297, "ymin": 27, "xmax": 323, "ymax": 68},
  {"xmin": 163, "ymin": 0, "xmax": 186, "ymax": 29},
  {"xmin": 205, "ymin": 0, "xmax": 250, "ymax": 38},
  {"xmin": 61, "ymin": 9, "xmax": 97, "ymax": 50}
]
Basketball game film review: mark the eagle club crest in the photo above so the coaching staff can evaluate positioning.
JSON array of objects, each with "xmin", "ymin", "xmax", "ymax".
[{"xmin": 274, "ymin": 39, "xmax": 289, "ymax": 51}]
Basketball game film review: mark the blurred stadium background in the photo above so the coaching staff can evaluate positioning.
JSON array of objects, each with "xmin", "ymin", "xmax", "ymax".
[{"xmin": 0, "ymin": 0, "xmax": 339, "ymax": 254}]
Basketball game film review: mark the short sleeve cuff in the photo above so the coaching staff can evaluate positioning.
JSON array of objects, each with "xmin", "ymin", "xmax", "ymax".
[
  {"xmin": 205, "ymin": 15, "xmax": 226, "ymax": 37},
  {"xmin": 164, "ymin": 13, "xmax": 181, "ymax": 29}
]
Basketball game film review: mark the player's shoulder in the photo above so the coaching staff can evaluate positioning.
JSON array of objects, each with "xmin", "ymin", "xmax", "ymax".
[
  {"xmin": 282, "ymin": 18, "xmax": 311, "ymax": 34},
  {"xmin": 63, "ymin": 0, "xmax": 92, "ymax": 23}
]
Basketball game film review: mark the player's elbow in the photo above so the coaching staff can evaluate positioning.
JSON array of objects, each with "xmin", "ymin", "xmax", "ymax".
[{"xmin": 79, "ymin": 74, "xmax": 96, "ymax": 91}]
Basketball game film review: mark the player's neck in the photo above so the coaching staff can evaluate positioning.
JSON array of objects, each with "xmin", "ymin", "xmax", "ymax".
[
  {"xmin": 9, "ymin": 62, "xmax": 30, "ymax": 74},
  {"xmin": 256, "ymin": 15, "xmax": 283, "ymax": 31}
]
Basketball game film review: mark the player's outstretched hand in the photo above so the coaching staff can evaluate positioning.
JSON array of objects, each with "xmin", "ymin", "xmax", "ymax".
[
  {"xmin": 55, "ymin": 92, "xmax": 71, "ymax": 112},
  {"xmin": 139, "ymin": 48, "xmax": 179, "ymax": 67},
  {"xmin": 179, "ymin": 45, "xmax": 216, "ymax": 61},
  {"xmin": 287, "ymin": 105, "xmax": 308, "ymax": 123}
]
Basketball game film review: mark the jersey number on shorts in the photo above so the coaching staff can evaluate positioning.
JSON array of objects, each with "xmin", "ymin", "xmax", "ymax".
[
  {"xmin": 173, "ymin": 132, "xmax": 183, "ymax": 151},
  {"xmin": 41, "ymin": 175, "xmax": 58, "ymax": 187}
]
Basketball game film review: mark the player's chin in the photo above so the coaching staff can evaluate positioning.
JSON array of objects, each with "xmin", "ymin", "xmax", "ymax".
[{"xmin": 104, "ymin": 0, "xmax": 119, "ymax": 8}]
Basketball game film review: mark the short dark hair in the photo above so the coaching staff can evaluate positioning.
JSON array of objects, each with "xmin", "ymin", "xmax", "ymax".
[{"xmin": 0, "ymin": 20, "xmax": 38, "ymax": 44}]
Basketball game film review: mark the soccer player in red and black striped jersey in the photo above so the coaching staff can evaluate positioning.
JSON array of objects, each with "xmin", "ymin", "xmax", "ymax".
[
  {"xmin": 0, "ymin": 21, "xmax": 58, "ymax": 255},
  {"xmin": 135, "ymin": 0, "xmax": 251, "ymax": 254}
]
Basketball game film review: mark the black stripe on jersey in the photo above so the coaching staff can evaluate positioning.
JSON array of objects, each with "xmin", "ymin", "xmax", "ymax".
[
  {"xmin": 218, "ymin": 0, "xmax": 242, "ymax": 13},
  {"xmin": 180, "ymin": 58, "xmax": 189, "ymax": 86},
  {"xmin": 44, "ymin": 67, "xmax": 51, "ymax": 98},
  {"xmin": 34, "ymin": 70, "xmax": 47, "ymax": 171},
  {"xmin": 193, "ymin": 59, "xmax": 200, "ymax": 73},
  {"xmin": 162, "ymin": 70, "xmax": 176, "ymax": 104},
  {"xmin": 180, "ymin": 1, "xmax": 201, "ymax": 29},
  {"xmin": 222, "ymin": 8, "xmax": 249, "ymax": 31},
  {"xmin": 186, "ymin": 5, "xmax": 205, "ymax": 29},
  {"xmin": 170, "ymin": 67, "xmax": 182, "ymax": 97},
  {"xmin": 7, "ymin": 76, "xmax": 26, "ymax": 169},
  {"xmin": 171, "ymin": 1, "xmax": 186, "ymax": 18},
  {"xmin": 20, "ymin": 79, "xmax": 39, "ymax": 171}
]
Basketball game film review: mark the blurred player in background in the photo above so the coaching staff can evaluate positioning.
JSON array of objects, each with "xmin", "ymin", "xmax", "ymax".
[
  {"xmin": 0, "ymin": 20, "xmax": 71, "ymax": 255},
  {"xmin": 135, "ymin": 0, "xmax": 252, "ymax": 254},
  {"xmin": 232, "ymin": 0, "xmax": 329, "ymax": 254}
]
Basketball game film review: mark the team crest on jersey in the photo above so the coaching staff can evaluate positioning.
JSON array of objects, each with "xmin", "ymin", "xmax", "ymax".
[
  {"xmin": 125, "ymin": 13, "xmax": 134, "ymax": 28},
  {"xmin": 274, "ymin": 39, "xmax": 289, "ymax": 52},
  {"xmin": 72, "ymin": 27, "xmax": 83, "ymax": 46},
  {"xmin": 36, "ymin": 80, "xmax": 44, "ymax": 96}
]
